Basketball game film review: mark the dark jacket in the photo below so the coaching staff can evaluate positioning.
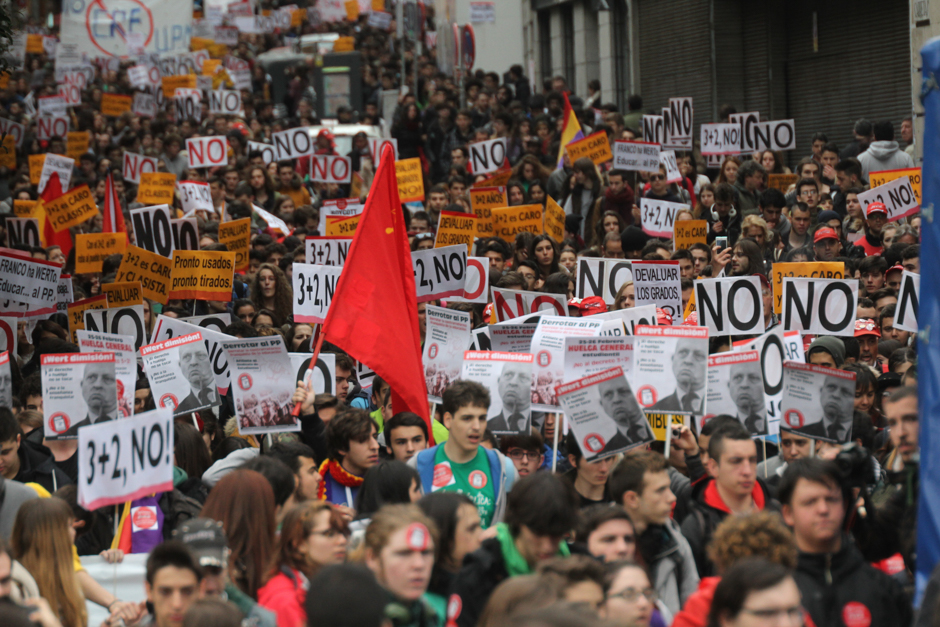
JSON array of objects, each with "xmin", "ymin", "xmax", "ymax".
[
  {"xmin": 14, "ymin": 439, "xmax": 73, "ymax": 494},
  {"xmin": 794, "ymin": 536, "xmax": 911, "ymax": 627},
  {"xmin": 704, "ymin": 206, "xmax": 743, "ymax": 246},
  {"xmin": 679, "ymin": 476, "xmax": 778, "ymax": 577},
  {"xmin": 448, "ymin": 538, "xmax": 509, "ymax": 627}
]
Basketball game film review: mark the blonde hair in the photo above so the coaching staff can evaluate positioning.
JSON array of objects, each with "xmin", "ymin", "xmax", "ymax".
[
  {"xmin": 363, "ymin": 504, "xmax": 439, "ymax": 561},
  {"xmin": 741, "ymin": 215, "xmax": 771, "ymax": 243},
  {"xmin": 613, "ymin": 280, "xmax": 635, "ymax": 311},
  {"xmin": 12, "ymin": 498, "xmax": 87, "ymax": 627}
]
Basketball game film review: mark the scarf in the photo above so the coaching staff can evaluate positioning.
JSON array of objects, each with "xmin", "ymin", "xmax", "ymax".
[
  {"xmin": 495, "ymin": 522, "xmax": 570, "ymax": 577},
  {"xmin": 317, "ymin": 459, "xmax": 364, "ymax": 501}
]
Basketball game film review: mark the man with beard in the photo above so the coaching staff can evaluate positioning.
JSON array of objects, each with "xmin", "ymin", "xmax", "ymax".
[
  {"xmin": 728, "ymin": 362, "xmax": 766, "ymax": 435},
  {"xmin": 595, "ymin": 375, "xmax": 652, "ymax": 456},
  {"xmin": 488, "ymin": 362, "xmax": 532, "ymax": 434},
  {"xmin": 64, "ymin": 361, "xmax": 119, "ymax": 436},
  {"xmin": 176, "ymin": 341, "xmax": 219, "ymax": 413},
  {"xmin": 652, "ymin": 338, "xmax": 707, "ymax": 414}
]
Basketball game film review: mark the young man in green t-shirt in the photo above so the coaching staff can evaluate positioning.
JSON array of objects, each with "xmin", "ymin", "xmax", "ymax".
[{"xmin": 410, "ymin": 380, "xmax": 518, "ymax": 527}]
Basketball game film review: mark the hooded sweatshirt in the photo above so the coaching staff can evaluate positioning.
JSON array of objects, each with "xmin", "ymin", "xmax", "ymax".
[{"xmin": 858, "ymin": 141, "xmax": 915, "ymax": 179}]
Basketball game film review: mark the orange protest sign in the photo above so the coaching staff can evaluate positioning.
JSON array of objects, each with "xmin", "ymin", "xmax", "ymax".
[
  {"xmin": 435, "ymin": 211, "xmax": 477, "ymax": 254},
  {"xmin": 771, "ymin": 261, "xmax": 845, "ymax": 314},
  {"xmin": 66, "ymin": 131, "xmax": 90, "ymax": 161},
  {"xmin": 162, "ymin": 74, "xmax": 197, "ymax": 98},
  {"xmin": 472, "ymin": 167, "xmax": 512, "ymax": 189},
  {"xmin": 565, "ymin": 131, "xmax": 613, "ymax": 166},
  {"xmin": 544, "ymin": 196, "xmax": 565, "ymax": 243},
  {"xmin": 101, "ymin": 94, "xmax": 133, "ymax": 117},
  {"xmin": 0, "ymin": 74, "xmax": 9, "ymax": 89},
  {"xmin": 372, "ymin": 0, "xmax": 384, "ymax": 9},
  {"xmin": 115, "ymin": 245, "xmax": 173, "ymax": 304},
  {"xmin": 326, "ymin": 213, "xmax": 361, "ymax": 236},
  {"xmin": 218, "ymin": 218, "xmax": 250, "ymax": 272},
  {"xmin": 492, "ymin": 204, "xmax": 544, "ymax": 243},
  {"xmin": 43, "ymin": 185, "xmax": 99, "ymax": 232},
  {"xmin": 13, "ymin": 200, "xmax": 42, "ymax": 219},
  {"xmin": 0, "ymin": 135, "xmax": 14, "ymax": 169},
  {"xmin": 674, "ymin": 220, "xmax": 708, "ymax": 250},
  {"xmin": 101, "ymin": 281, "xmax": 143, "ymax": 307},
  {"xmin": 344, "ymin": 0, "xmax": 359, "ymax": 20},
  {"xmin": 28, "ymin": 154, "xmax": 45, "ymax": 186},
  {"xmin": 68, "ymin": 295, "xmax": 109, "ymax": 343},
  {"xmin": 138, "ymin": 172, "xmax": 177, "ymax": 205},
  {"xmin": 333, "ymin": 37, "xmax": 355, "ymax": 52},
  {"xmin": 767, "ymin": 174, "xmax": 798, "ymax": 193},
  {"xmin": 870, "ymin": 168, "xmax": 922, "ymax": 205},
  {"xmin": 26, "ymin": 34, "xmax": 43, "ymax": 54},
  {"xmin": 202, "ymin": 59, "xmax": 221, "ymax": 75},
  {"xmin": 169, "ymin": 251, "xmax": 236, "ymax": 301},
  {"xmin": 75, "ymin": 233, "xmax": 128, "ymax": 274},
  {"xmin": 395, "ymin": 158, "xmax": 425, "ymax": 203},
  {"xmin": 291, "ymin": 8, "xmax": 307, "ymax": 26},
  {"xmin": 469, "ymin": 186, "xmax": 505, "ymax": 238},
  {"xmin": 190, "ymin": 37, "xmax": 213, "ymax": 51},
  {"xmin": 207, "ymin": 44, "xmax": 229, "ymax": 58}
]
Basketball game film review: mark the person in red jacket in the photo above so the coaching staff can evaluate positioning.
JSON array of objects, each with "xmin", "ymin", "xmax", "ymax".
[{"xmin": 258, "ymin": 502, "xmax": 350, "ymax": 627}]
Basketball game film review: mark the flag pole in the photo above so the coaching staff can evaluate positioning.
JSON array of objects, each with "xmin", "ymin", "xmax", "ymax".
[{"xmin": 292, "ymin": 329, "xmax": 326, "ymax": 417}]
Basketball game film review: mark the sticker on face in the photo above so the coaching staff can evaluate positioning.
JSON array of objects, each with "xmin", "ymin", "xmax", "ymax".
[{"xmin": 406, "ymin": 522, "xmax": 430, "ymax": 552}]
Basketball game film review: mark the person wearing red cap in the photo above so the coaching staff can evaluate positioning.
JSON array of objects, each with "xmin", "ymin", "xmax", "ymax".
[
  {"xmin": 857, "ymin": 202, "xmax": 888, "ymax": 256},
  {"xmin": 855, "ymin": 318, "xmax": 882, "ymax": 369},
  {"xmin": 884, "ymin": 265, "xmax": 904, "ymax": 295},
  {"xmin": 812, "ymin": 226, "xmax": 842, "ymax": 261},
  {"xmin": 578, "ymin": 296, "xmax": 608, "ymax": 316}
]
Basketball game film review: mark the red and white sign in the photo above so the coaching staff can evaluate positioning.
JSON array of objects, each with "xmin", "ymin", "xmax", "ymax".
[
  {"xmin": 37, "ymin": 116, "xmax": 69, "ymax": 141},
  {"xmin": 310, "ymin": 155, "xmax": 352, "ymax": 183},
  {"xmin": 123, "ymin": 151, "xmax": 158, "ymax": 184},
  {"xmin": 186, "ymin": 136, "xmax": 228, "ymax": 169}
]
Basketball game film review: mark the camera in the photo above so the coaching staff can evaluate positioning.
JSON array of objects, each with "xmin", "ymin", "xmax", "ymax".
[{"xmin": 834, "ymin": 444, "xmax": 872, "ymax": 489}]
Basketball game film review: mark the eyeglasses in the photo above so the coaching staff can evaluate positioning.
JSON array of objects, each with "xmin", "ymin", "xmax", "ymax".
[
  {"xmin": 649, "ymin": 175, "xmax": 665, "ymax": 181},
  {"xmin": 608, "ymin": 587, "xmax": 657, "ymax": 603},
  {"xmin": 507, "ymin": 448, "xmax": 541, "ymax": 461},
  {"xmin": 740, "ymin": 607, "xmax": 804, "ymax": 624},
  {"xmin": 800, "ymin": 189, "xmax": 818, "ymax": 197}
]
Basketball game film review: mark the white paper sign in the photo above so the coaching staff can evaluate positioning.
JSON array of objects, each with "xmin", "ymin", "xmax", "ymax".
[
  {"xmin": 186, "ymin": 136, "xmax": 229, "ymax": 169},
  {"xmin": 632, "ymin": 325, "xmax": 710, "ymax": 416},
  {"xmin": 781, "ymin": 362, "xmax": 855, "ymax": 443},
  {"xmin": 700, "ymin": 123, "xmax": 741, "ymax": 155},
  {"xmin": 781, "ymin": 277, "xmax": 858, "ymax": 336},
  {"xmin": 292, "ymin": 263, "xmax": 343, "ymax": 324},
  {"xmin": 731, "ymin": 327, "xmax": 803, "ymax": 437},
  {"xmin": 123, "ymin": 151, "xmax": 157, "ymax": 183},
  {"xmin": 412, "ymin": 245, "xmax": 468, "ymax": 303},
  {"xmin": 694, "ymin": 276, "xmax": 764, "ymax": 335},
  {"xmin": 448, "ymin": 256, "xmax": 489, "ymax": 304},
  {"xmin": 209, "ymin": 90, "xmax": 242, "ymax": 115},
  {"xmin": 640, "ymin": 197, "xmax": 686, "ymax": 238},
  {"xmin": 247, "ymin": 141, "xmax": 277, "ymax": 164},
  {"xmin": 149, "ymin": 317, "xmax": 232, "ymax": 396},
  {"xmin": 895, "ymin": 271, "xmax": 919, "ymax": 333},
  {"xmin": 612, "ymin": 141, "xmax": 660, "ymax": 172},
  {"xmin": 564, "ymin": 336, "xmax": 634, "ymax": 382},
  {"xmin": 77, "ymin": 330, "xmax": 137, "ymax": 418},
  {"xmin": 42, "ymin": 352, "xmax": 118, "ymax": 440},
  {"xmin": 706, "ymin": 351, "xmax": 767, "ymax": 435},
  {"xmin": 305, "ymin": 236, "xmax": 352, "ymax": 266},
  {"xmin": 221, "ymin": 336, "xmax": 300, "ymax": 434},
  {"xmin": 38, "ymin": 154, "xmax": 74, "ymax": 194},
  {"xmin": 273, "ymin": 128, "xmax": 314, "ymax": 161},
  {"xmin": 576, "ymin": 258, "xmax": 634, "ymax": 304},
  {"xmin": 177, "ymin": 181, "xmax": 213, "ymax": 214},
  {"xmin": 632, "ymin": 260, "xmax": 682, "ymax": 323},
  {"xmin": 39, "ymin": 95, "xmax": 68, "ymax": 117},
  {"xmin": 461, "ymin": 351, "xmax": 534, "ymax": 435},
  {"xmin": 659, "ymin": 149, "xmax": 682, "ymax": 183},
  {"xmin": 529, "ymin": 316, "xmax": 604, "ymax": 409},
  {"xmin": 141, "ymin": 332, "xmax": 221, "ymax": 416},
  {"xmin": 84, "ymin": 305, "xmax": 148, "ymax": 353},
  {"xmin": 468, "ymin": 138, "xmax": 508, "ymax": 175},
  {"xmin": 0, "ymin": 252, "xmax": 62, "ymax": 308},
  {"xmin": 423, "ymin": 306, "xmax": 472, "ymax": 403},
  {"xmin": 856, "ymin": 175, "xmax": 920, "ymax": 222},
  {"xmin": 492, "ymin": 287, "xmax": 568, "ymax": 321},
  {"xmin": 311, "ymin": 155, "xmax": 352, "ymax": 183}
]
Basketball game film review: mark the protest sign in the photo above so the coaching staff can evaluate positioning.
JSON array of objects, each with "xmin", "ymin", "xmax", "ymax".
[
  {"xmin": 632, "ymin": 260, "xmax": 682, "ymax": 323},
  {"xmin": 640, "ymin": 197, "xmax": 685, "ymax": 238},
  {"xmin": 141, "ymin": 332, "xmax": 221, "ymax": 416},
  {"xmin": 289, "ymin": 352, "xmax": 336, "ymax": 396},
  {"xmin": 101, "ymin": 282, "xmax": 143, "ymax": 308},
  {"xmin": 218, "ymin": 218, "xmax": 251, "ymax": 273},
  {"xmin": 895, "ymin": 271, "xmax": 919, "ymax": 333},
  {"xmin": 566, "ymin": 131, "xmax": 613, "ymax": 165},
  {"xmin": 643, "ymin": 115, "xmax": 665, "ymax": 145},
  {"xmin": 694, "ymin": 276, "xmax": 763, "ymax": 335},
  {"xmin": 131, "ymin": 205, "xmax": 175, "ymax": 257},
  {"xmin": 0, "ymin": 319, "xmax": 15, "ymax": 357},
  {"xmin": 186, "ymin": 136, "xmax": 228, "ymax": 169},
  {"xmin": 468, "ymin": 327, "xmax": 492, "ymax": 351},
  {"xmin": 469, "ymin": 186, "xmax": 504, "ymax": 238},
  {"xmin": 169, "ymin": 251, "xmax": 235, "ymax": 301},
  {"xmin": 612, "ymin": 140, "xmax": 660, "ymax": 172},
  {"xmin": 870, "ymin": 168, "xmax": 922, "ymax": 205},
  {"xmin": 123, "ymin": 152, "xmax": 158, "ymax": 184},
  {"xmin": 529, "ymin": 316, "xmax": 604, "ymax": 409},
  {"xmin": 138, "ymin": 172, "xmax": 177, "ymax": 205},
  {"xmin": 492, "ymin": 287, "xmax": 568, "ymax": 321},
  {"xmin": 180, "ymin": 314, "xmax": 231, "ymax": 336},
  {"xmin": 221, "ymin": 336, "xmax": 299, "ymax": 434},
  {"xmin": 177, "ymin": 181, "xmax": 213, "ymax": 214},
  {"xmin": 781, "ymin": 362, "xmax": 855, "ymax": 443},
  {"xmin": 731, "ymin": 327, "xmax": 803, "ymax": 436},
  {"xmin": 435, "ymin": 211, "xmax": 476, "ymax": 255},
  {"xmin": 66, "ymin": 131, "xmax": 90, "ymax": 160},
  {"xmin": 57, "ymin": 275, "xmax": 74, "ymax": 314},
  {"xmin": 468, "ymin": 138, "xmax": 507, "ymax": 174},
  {"xmin": 325, "ymin": 214, "xmax": 359, "ymax": 236},
  {"xmin": 101, "ymin": 94, "xmax": 132, "ymax": 117},
  {"xmin": 5, "ymin": 218, "xmax": 40, "ymax": 248},
  {"xmin": 247, "ymin": 141, "xmax": 277, "ymax": 164},
  {"xmin": 556, "ymin": 367, "xmax": 653, "ymax": 461},
  {"xmin": 171, "ymin": 219, "xmax": 199, "ymax": 250},
  {"xmin": 472, "ymin": 167, "xmax": 512, "ymax": 189},
  {"xmin": 781, "ymin": 277, "xmax": 858, "ymax": 336},
  {"xmin": 253, "ymin": 205, "xmax": 291, "ymax": 236},
  {"xmin": 209, "ymin": 89, "xmax": 241, "ymax": 115},
  {"xmin": 77, "ymin": 407, "xmax": 175, "ymax": 511},
  {"xmin": 576, "ymin": 258, "xmax": 634, "ymax": 304},
  {"xmin": 310, "ymin": 155, "xmax": 352, "ymax": 184},
  {"xmin": 700, "ymin": 123, "xmax": 741, "ymax": 155},
  {"xmin": 39, "ymin": 94, "xmax": 68, "ymax": 116},
  {"xmin": 0, "ymin": 251, "xmax": 61, "ymax": 308},
  {"xmin": 368, "ymin": 138, "xmax": 398, "ymax": 163},
  {"xmin": 85, "ymin": 305, "xmax": 148, "ymax": 353},
  {"xmin": 13, "ymin": 199, "xmax": 42, "ymax": 219},
  {"xmin": 674, "ymin": 220, "xmax": 707, "ymax": 250},
  {"xmin": 292, "ymin": 263, "xmax": 343, "ymax": 324},
  {"xmin": 705, "ymin": 351, "xmax": 767, "ymax": 435},
  {"xmin": 127, "ymin": 65, "xmax": 157, "ymax": 88},
  {"xmin": 644, "ymin": 412, "xmax": 690, "ymax": 442},
  {"xmin": 660, "ymin": 150, "xmax": 682, "ymax": 183},
  {"xmin": 115, "ymin": 245, "xmax": 172, "ymax": 304},
  {"xmin": 43, "ymin": 184, "xmax": 97, "ymax": 232},
  {"xmin": 273, "ymin": 128, "xmax": 314, "ymax": 160},
  {"xmin": 663, "ymin": 97, "xmax": 693, "ymax": 149},
  {"xmin": 38, "ymin": 154, "xmax": 74, "ymax": 195},
  {"xmin": 394, "ymin": 158, "xmax": 424, "ymax": 202},
  {"xmin": 28, "ymin": 154, "xmax": 45, "ymax": 186},
  {"xmin": 305, "ymin": 236, "xmax": 352, "ymax": 266},
  {"xmin": 632, "ymin": 325, "xmax": 709, "ymax": 416},
  {"xmin": 0, "ymin": 118, "xmax": 25, "ymax": 148},
  {"xmin": 36, "ymin": 116, "xmax": 69, "ymax": 142},
  {"xmin": 319, "ymin": 199, "xmax": 363, "ymax": 236},
  {"xmin": 461, "ymin": 351, "xmax": 534, "ymax": 435},
  {"xmin": 543, "ymin": 196, "xmax": 565, "ymax": 243},
  {"xmin": 856, "ymin": 175, "xmax": 919, "ymax": 222},
  {"xmin": 411, "ymin": 245, "xmax": 468, "ymax": 302},
  {"xmin": 423, "ymin": 306, "xmax": 472, "ymax": 403},
  {"xmin": 448, "ymin": 257, "xmax": 489, "ymax": 304},
  {"xmin": 61, "ymin": 0, "xmax": 193, "ymax": 58},
  {"xmin": 489, "ymin": 323, "xmax": 537, "ymax": 353},
  {"xmin": 132, "ymin": 92, "xmax": 156, "ymax": 118},
  {"xmin": 77, "ymin": 330, "xmax": 136, "ymax": 417},
  {"xmin": 564, "ymin": 336, "xmax": 634, "ymax": 382},
  {"xmin": 596, "ymin": 304, "xmax": 659, "ymax": 336},
  {"xmin": 729, "ymin": 112, "xmax": 760, "ymax": 152},
  {"xmin": 68, "ymin": 295, "xmax": 109, "ymax": 343},
  {"xmin": 771, "ymin": 261, "xmax": 844, "ymax": 314},
  {"xmin": 75, "ymin": 233, "xmax": 128, "ymax": 274},
  {"xmin": 767, "ymin": 174, "xmax": 798, "ymax": 193},
  {"xmin": 0, "ymin": 135, "xmax": 14, "ymax": 169},
  {"xmin": 42, "ymin": 352, "xmax": 118, "ymax": 440},
  {"xmin": 492, "ymin": 204, "xmax": 543, "ymax": 242},
  {"xmin": 150, "ymin": 316, "xmax": 231, "ymax": 394}
]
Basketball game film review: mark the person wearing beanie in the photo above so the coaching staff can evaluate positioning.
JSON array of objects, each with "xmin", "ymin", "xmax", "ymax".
[
  {"xmin": 620, "ymin": 226, "xmax": 648, "ymax": 260},
  {"xmin": 807, "ymin": 336, "xmax": 846, "ymax": 369}
]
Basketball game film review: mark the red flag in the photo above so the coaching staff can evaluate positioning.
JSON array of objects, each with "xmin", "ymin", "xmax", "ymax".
[
  {"xmin": 321, "ymin": 144, "xmax": 432, "ymax": 442},
  {"xmin": 40, "ymin": 173, "xmax": 74, "ymax": 259},
  {"xmin": 102, "ymin": 172, "xmax": 128, "ymax": 241}
]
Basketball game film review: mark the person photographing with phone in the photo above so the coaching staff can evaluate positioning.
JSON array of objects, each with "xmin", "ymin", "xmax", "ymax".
[{"xmin": 705, "ymin": 183, "xmax": 741, "ymax": 246}]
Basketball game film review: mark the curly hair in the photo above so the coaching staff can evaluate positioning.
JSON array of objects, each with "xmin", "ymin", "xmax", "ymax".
[
  {"xmin": 249, "ymin": 263, "xmax": 293, "ymax": 327},
  {"xmin": 706, "ymin": 510, "xmax": 797, "ymax": 573}
]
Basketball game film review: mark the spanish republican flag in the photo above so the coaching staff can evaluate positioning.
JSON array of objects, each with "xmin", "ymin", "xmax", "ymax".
[
  {"xmin": 556, "ymin": 92, "xmax": 584, "ymax": 169},
  {"xmin": 320, "ymin": 144, "xmax": 433, "ymax": 442}
]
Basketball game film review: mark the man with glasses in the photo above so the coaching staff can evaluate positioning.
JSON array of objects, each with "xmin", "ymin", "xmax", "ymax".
[
  {"xmin": 796, "ymin": 178, "xmax": 820, "ymax": 211},
  {"xmin": 498, "ymin": 432, "xmax": 544, "ymax": 477},
  {"xmin": 644, "ymin": 164, "xmax": 682, "ymax": 204}
]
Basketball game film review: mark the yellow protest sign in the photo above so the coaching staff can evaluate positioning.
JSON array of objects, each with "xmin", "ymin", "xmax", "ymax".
[
  {"xmin": 0, "ymin": 73, "xmax": 8, "ymax": 89},
  {"xmin": 115, "ymin": 245, "xmax": 173, "ymax": 304},
  {"xmin": 68, "ymin": 295, "xmax": 109, "ymax": 343},
  {"xmin": 565, "ymin": 131, "xmax": 613, "ymax": 166},
  {"xmin": 674, "ymin": 220, "xmax": 708, "ymax": 250},
  {"xmin": 767, "ymin": 174, "xmax": 798, "ymax": 193},
  {"xmin": 190, "ymin": 37, "xmax": 213, "ymax": 51},
  {"xmin": 870, "ymin": 168, "xmax": 922, "ymax": 205},
  {"xmin": 291, "ymin": 8, "xmax": 307, "ymax": 26},
  {"xmin": 75, "ymin": 233, "xmax": 128, "ymax": 274},
  {"xmin": 434, "ymin": 211, "xmax": 477, "ymax": 254},
  {"xmin": 218, "ymin": 218, "xmax": 251, "ymax": 273},
  {"xmin": 326, "ymin": 214, "xmax": 361, "ymax": 236},
  {"xmin": 162, "ymin": 74, "xmax": 197, "ymax": 98},
  {"xmin": 29, "ymin": 154, "xmax": 45, "ymax": 186},
  {"xmin": 101, "ymin": 94, "xmax": 133, "ymax": 117},
  {"xmin": 645, "ymin": 412, "xmax": 688, "ymax": 442},
  {"xmin": 492, "ymin": 204, "xmax": 544, "ymax": 243},
  {"xmin": 333, "ymin": 36, "xmax": 355, "ymax": 52},
  {"xmin": 469, "ymin": 186, "xmax": 505, "ymax": 238},
  {"xmin": 202, "ymin": 59, "xmax": 221, "ymax": 76},
  {"xmin": 344, "ymin": 0, "xmax": 359, "ymax": 20},
  {"xmin": 170, "ymin": 250, "xmax": 236, "ymax": 301},
  {"xmin": 26, "ymin": 34, "xmax": 43, "ymax": 54},
  {"xmin": 395, "ymin": 158, "xmax": 425, "ymax": 203},
  {"xmin": 544, "ymin": 196, "xmax": 565, "ymax": 243},
  {"xmin": 0, "ymin": 135, "xmax": 14, "ymax": 169},
  {"xmin": 44, "ymin": 185, "xmax": 99, "ymax": 233},
  {"xmin": 207, "ymin": 44, "xmax": 229, "ymax": 59},
  {"xmin": 102, "ymin": 281, "xmax": 143, "ymax": 307},
  {"xmin": 771, "ymin": 261, "xmax": 845, "ymax": 314},
  {"xmin": 138, "ymin": 172, "xmax": 177, "ymax": 205},
  {"xmin": 472, "ymin": 167, "xmax": 512, "ymax": 189},
  {"xmin": 13, "ymin": 200, "xmax": 42, "ymax": 219},
  {"xmin": 372, "ymin": 0, "xmax": 384, "ymax": 9},
  {"xmin": 350, "ymin": 172, "xmax": 363, "ymax": 199},
  {"xmin": 66, "ymin": 131, "xmax": 90, "ymax": 161}
]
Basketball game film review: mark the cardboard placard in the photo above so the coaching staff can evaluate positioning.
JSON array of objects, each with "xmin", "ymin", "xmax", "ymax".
[
  {"xmin": 66, "ymin": 131, "xmax": 91, "ymax": 161},
  {"xmin": 75, "ymin": 233, "xmax": 128, "ymax": 274},
  {"xmin": 43, "ymin": 185, "xmax": 98, "ymax": 232},
  {"xmin": 869, "ymin": 168, "xmax": 922, "ymax": 206},
  {"xmin": 68, "ymin": 294, "xmax": 109, "ymax": 343},
  {"xmin": 169, "ymin": 250, "xmax": 236, "ymax": 301},
  {"xmin": 100, "ymin": 94, "xmax": 133, "ymax": 117},
  {"xmin": 161, "ymin": 74, "xmax": 197, "ymax": 98},
  {"xmin": 137, "ymin": 172, "xmax": 177, "ymax": 205},
  {"xmin": 218, "ymin": 218, "xmax": 251, "ymax": 273},
  {"xmin": 565, "ymin": 131, "xmax": 613, "ymax": 165},
  {"xmin": 544, "ymin": 196, "xmax": 566, "ymax": 243},
  {"xmin": 395, "ymin": 158, "xmax": 425, "ymax": 203},
  {"xmin": 492, "ymin": 204, "xmax": 543, "ymax": 242},
  {"xmin": 114, "ymin": 246, "xmax": 173, "ymax": 304},
  {"xmin": 101, "ymin": 282, "xmax": 143, "ymax": 308},
  {"xmin": 325, "ymin": 213, "xmax": 360, "ymax": 236},
  {"xmin": 767, "ymin": 174, "xmax": 798, "ymax": 193},
  {"xmin": 434, "ymin": 210, "xmax": 476, "ymax": 255},
  {"xmin": 469, "ymin": 186, "xmax": 505, "ymax": 238},
  {"xmin": 673, "ymin": 220, "xmax": 707, "ymax": 250}
]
